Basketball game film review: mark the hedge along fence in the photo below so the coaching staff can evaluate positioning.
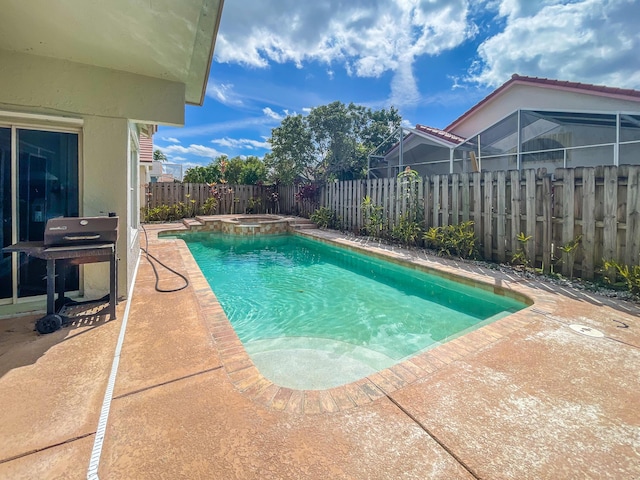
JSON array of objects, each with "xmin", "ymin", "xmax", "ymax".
[{"xmin": 319, "ymin": 165, "xmax": 640, "ymax": 280}]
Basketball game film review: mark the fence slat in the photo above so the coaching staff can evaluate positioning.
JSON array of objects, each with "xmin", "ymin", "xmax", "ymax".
[
  {"xmin": 509, "ymin": 170, "xmax": 521, "ymax": 259},
  {"xmin": 483, "ymin": 171, "xmax": 494, "ymax": 260},
  {"xmin": 472, "ymin": 172, "xmax": 482, "ymax": 241},
  {"xmin": 422, "ymin": 176, "xmax": 430, "ymax": 228},
  {"xmin": 542, "ymin": 173, "xmax": 553, "ymax": 274},
  {"xmin": 451, "ymin": 174, "xmax": 459, "ymax": 225},
  {"xmin": 603, "ymin": 166, "xmax": 618, "ymax": 262},
  {"xmin": 432, "ymin": 175, "xmax": 440, "ymax": 228},
  {"xmin": 625, "ymin": 166, "xmax": 640, "ymax": 266},
  {"xmin": 524, "ymin": 169, "xmax": 537, "ymax": 265},
  {"xmin": 461, "ymin": 173, "xmax": 470, "ymax": 223},
  {"xmin": 496, "ymin": 171, "xmax": 506, "ymax": 263},
  {"xmin": 561, "ymin": 168, "xmax": 575, "ymax": 276},
  {"xmin": 441, "ymin": 175, "xmax": 449, "ymax": 226},
  {"xmin": 581, "ymin": 168, "xmax": 596, "ymax": 278}
]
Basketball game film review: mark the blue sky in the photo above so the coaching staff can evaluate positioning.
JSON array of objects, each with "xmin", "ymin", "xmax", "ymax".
[{"xmin": 156, "ymin": 0, "xmax": 640, "ymax": 170}]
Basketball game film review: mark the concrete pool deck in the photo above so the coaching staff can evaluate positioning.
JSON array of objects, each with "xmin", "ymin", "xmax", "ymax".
[{"xmin": 0, "ymin": 220, "xmax": 639, "ymax": 479}]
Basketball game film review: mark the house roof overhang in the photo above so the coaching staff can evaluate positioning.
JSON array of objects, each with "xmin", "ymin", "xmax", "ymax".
[
  {"xmin": 445, "ymin": 74, "xmax": 640, "ymax": 133},
  {"xmin": 0, "ymin": 0, "xmax": 224, "ymax": 106},
  {"xmin": 383, "ymin": 125, "xmax": 462, "ymax": 158}
]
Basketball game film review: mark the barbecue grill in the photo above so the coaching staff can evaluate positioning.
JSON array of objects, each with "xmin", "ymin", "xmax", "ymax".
[{"xmin": 3, "ymin": 216, "xmax": 119, "ymax": 334}]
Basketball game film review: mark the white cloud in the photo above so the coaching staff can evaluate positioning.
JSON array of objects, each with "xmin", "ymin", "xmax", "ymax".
[
  {"xmin": 161, "ymin": 144, "xmax": 224, "ymax": 160},
  {"xmin": 214, "ymin": 0, "xmax": 476, "ymax": 108},
  {"xmin": 161, "ymin": 137, "xmax": 181, "ymax": 143},
  {"xmin": 262, "ymin": 107, "xmax": 284, "ymax": 121},
  {"xmin": 211, "ymin": 137, "xmax": 271, "ymax": 150},
  {"xmin": 205, "ymin": 82, "xmax": 244, "ymax": 106},
  {"xmin": 158, "ymin": 115, "xmax": 279, "ymax": 138},
  {"xmin": 468, "ymin": 0, "xmax": 640, "ymax": 88}
]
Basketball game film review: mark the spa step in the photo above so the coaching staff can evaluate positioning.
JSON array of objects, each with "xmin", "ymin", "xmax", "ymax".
[
  {"xmin": 290, "ymin": 218, "xmax": 318, "ymax": 229},
  {"xmin": 182, "ymin": 218, "xmax": 203, "ymax": 228},
  {"xmin": 294, "ymin": 223, "xmax": 318, "ymax": 229}
]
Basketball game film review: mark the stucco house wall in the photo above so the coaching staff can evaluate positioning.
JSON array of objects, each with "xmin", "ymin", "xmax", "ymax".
[{"xmin": 0, "ymin": 49, "xmax": 186, "ymax": 299}]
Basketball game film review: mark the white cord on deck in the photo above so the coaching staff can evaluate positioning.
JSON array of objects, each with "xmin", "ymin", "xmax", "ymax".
[{"xmin": 87, "ymin": 252, "xmax": 141, "ymax": 480}]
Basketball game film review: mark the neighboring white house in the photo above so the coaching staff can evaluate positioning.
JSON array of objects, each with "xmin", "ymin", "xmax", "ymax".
[
  {"xmin": 0, "ymin": 1, "xmax": 224, "ymax": 314},
  {"xmin": 375, "ymin": 74, "xmax": 640, "ymax": 178},
  {"xmin": 149, "ymin": 162, "xmax": 184, "ymax": 183}
]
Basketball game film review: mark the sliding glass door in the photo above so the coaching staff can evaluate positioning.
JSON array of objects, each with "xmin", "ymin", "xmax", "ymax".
[
  {"xmin": 0, "ymin": 125, "xmax": 79, "ymax": 303},
  {"xmin": 0, "ymin": 128, "xmax": 11, "ymax": 300}
]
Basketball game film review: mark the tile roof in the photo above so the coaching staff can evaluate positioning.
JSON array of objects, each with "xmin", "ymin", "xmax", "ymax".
[
  {"xmin": 445, "ymin": 74, "xmax": 640, "ymax": 132},
  {"xmin": 139, "ymin": 133, "xmax": 154, "ymax": 163},
  {"xmin": 415, "ymin": 124, "xmax": 465, "ymax": 144}
]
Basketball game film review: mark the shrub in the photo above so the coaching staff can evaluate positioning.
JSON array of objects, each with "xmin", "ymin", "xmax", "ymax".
[
  {"xmin": 310, "ymin": 207, "xmax": 340, "ymax": 229},
  {"xmin": 556, "ymin": 235, "xmax": 582, "ymax": 279},
  {"xmin": 361, "ymin": 195, "xmax": 385, "ymax": 237},
  {"xmin": 143, "ymin": 195, "xmax": 219, "ymax": 222},
  {"xmin": 603, "ymin": 259, "xmax": 640, "ymax": 296},
  {"xmin": 423, "ymin": 221, "xmax": 479, "ymax": 259},
  {"xmin": 199, "ymin": 196, "xmax": 218, "ymax": 215},
  {"xmin": 510, "ymin": 232, "xmax": 533, "ymax": 270},
  {"xmin": 391, "ymin": 213, "xmax": 423, "ymax": 247}
]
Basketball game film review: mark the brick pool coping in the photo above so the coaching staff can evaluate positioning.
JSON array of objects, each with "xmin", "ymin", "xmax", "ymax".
[{"xmin": 150, "ymin": 220, "xmax": 550, "ymax": 414}]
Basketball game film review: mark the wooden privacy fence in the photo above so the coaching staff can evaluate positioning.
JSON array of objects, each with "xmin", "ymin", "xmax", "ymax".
[
  {"xmin": 319, "ymin": 166, "xmax": 640, "ymax": 279},
  {"xmin": 145, "ymin": 165, "xmax": 640, "ymax": 279},
  {"xmin": 147, "ymin": 183, "xmax": 296, "ymax": 215}
]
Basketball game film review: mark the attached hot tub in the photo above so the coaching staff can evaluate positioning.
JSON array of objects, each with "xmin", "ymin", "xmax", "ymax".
[{"xmin": 220, "ymin": 215, "xmax": 290, "ymax": 235}]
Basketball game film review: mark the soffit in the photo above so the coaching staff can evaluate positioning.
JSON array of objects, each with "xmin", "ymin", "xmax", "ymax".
[{"xmin": 0, "ymin": 0, "xmax": 224, "ymax": 105}]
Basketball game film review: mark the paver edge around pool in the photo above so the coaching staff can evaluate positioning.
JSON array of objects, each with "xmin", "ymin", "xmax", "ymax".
[{"xmin": 160, "ymin": 224, "xmax": 538, "ymax": 415}]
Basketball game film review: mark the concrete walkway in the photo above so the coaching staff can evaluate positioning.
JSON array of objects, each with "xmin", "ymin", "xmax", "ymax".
[{"xmin": 0, "ymin": 223, "xmax": 638, "ymax": 479}]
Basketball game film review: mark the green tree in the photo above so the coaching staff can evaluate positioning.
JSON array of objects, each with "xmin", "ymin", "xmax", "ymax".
[
  {"xmin": 153, "ymin": 149, "xmax": 167, "ymax": 162},
  {"xmin": 224, "ymin": 156, "xmax": 245, "ymax": 184},
  {"xmin": 183, "ymin": 155, "xmax": 267, "ymax": 185},
  {"xmin": 266, "ymin": 101, "xmax": 401, "ymax": 184},
  {"xmin": 308, "ymin": 101, "xmax": 355, "ymax": 180},
  {"xmin": 239, "ymin": 156, "xmax": 267, "ymax": 184},
  {"xmin": 266, "ymin": 114, "xmax": 314, "ymax": 185},
  {"xmin": 223, "ymin": 156, "xmax": 267, "ymax": 184},
  {"xmin": 183, "ymin": 160, "xmax": 223, "ymax": 183}
]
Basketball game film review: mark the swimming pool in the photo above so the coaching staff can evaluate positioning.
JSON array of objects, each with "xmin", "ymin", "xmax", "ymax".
[{"xmin": 177, "ymin": 232, "xmax": 528, "ymax": 389}]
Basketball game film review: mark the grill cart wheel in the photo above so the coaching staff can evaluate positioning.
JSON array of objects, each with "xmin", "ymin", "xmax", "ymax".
[{"xmin": 36, "ymin": 314, "xmax": 63, "ymax": 334}]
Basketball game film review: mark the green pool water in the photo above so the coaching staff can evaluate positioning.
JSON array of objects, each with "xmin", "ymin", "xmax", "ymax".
[{"xmin": 179, "ymin": 232, "xmax": 527, "ymax": 389}]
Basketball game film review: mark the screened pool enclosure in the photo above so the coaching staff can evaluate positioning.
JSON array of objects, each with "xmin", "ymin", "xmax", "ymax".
[{"xmin": 371, "ymin": 110, "xmax": 640, "ymax": 178}]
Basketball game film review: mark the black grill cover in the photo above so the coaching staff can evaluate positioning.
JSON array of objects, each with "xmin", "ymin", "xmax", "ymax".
[{"xmin": 44, "ymin": 216, "xmax": 119, "ymax": 247}]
